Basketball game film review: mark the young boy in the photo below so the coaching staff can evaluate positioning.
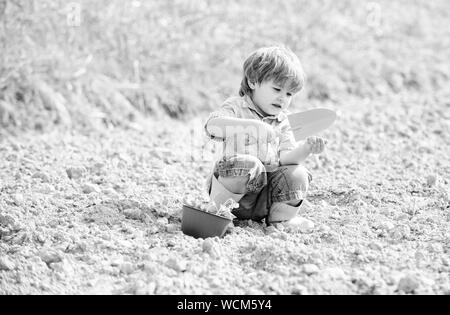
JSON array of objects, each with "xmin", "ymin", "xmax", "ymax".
[{"xmin": 204, "ymin": 46, "xmax": 326, "ymax": 225}]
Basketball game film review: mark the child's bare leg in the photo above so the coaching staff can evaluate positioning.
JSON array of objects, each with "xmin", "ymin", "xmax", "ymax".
[
  {"xmin": 268, "ymin": 165, "xmax": 310, "ymax": 223},
  {"xmin": 218, "ymin": 175, "xmax": 248, "ymax": 194}
]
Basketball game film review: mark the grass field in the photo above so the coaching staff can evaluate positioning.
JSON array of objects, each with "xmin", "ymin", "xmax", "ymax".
[{"xmin": 1, "ymin": 0, "xmax": 449, "ymax": 130}]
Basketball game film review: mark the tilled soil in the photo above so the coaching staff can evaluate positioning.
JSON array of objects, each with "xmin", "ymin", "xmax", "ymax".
[{"xmin": 0, "ymin": 93, "xmax": 449, "ymax": 295}]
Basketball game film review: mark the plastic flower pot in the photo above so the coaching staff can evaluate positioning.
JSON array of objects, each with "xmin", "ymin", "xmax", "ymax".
[{"xmin": 181, "ymin": 204, "xmax": 232, "ymax": 239}]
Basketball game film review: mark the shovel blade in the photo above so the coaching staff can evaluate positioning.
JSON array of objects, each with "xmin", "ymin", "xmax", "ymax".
[{"xmin": 287, "ymin": 108, "xmax": 336, "ymax": 141}]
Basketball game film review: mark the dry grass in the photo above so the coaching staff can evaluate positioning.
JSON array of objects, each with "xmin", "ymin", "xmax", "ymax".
[{"xmin": 0, "ymin": 0, "xmax": 449, "ymax": 131}]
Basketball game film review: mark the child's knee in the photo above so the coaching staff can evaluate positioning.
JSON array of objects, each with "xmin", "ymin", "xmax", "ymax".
[
  {"xmin": 217, "ymin": 154, "xmax": 263, "ymax": 174},
  {"xmin": 270, "ymin": 165, "xmax": 310, "ymax": 205},
  {"xmin": 217, "ymin": 154, "xmax": 267, "ymax": 193},
  {"xmin": 289, "ymin": 165, "xmax": 310, "ymax": 192},
  {"xmin": 218, "ymin": 175, "xmax": 248, "ymax": 194}
]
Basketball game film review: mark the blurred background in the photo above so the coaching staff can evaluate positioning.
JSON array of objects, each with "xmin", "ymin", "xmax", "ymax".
[{"xmin": 0, "ymin": 0, "xmax": 448, "ymax": 132}]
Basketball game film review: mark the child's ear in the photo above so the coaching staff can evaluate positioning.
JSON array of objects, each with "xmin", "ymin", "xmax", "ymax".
[{"xmin": 248, "ymin": 80, "xmax": 256, "ymax": 90}]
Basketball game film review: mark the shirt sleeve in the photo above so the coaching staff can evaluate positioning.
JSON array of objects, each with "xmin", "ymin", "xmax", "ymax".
[
  {"xmin": 278, "ymin": 119, "xmax": 297, "ymax": 153},
  {"xmin": 204, "ymin": 98, "xmax": 238, "ymax": 141}
]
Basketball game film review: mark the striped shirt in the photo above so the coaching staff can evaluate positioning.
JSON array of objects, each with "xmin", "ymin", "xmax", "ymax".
[{"xmin": 204, "ymin": 95, "xmax": 297, "ymax": 171}]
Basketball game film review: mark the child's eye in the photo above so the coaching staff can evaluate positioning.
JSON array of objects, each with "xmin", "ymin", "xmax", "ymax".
[
  {"xmin": 287, "ymin": 93, "xmax": 292, "ymax": 97},
  {"xmin": 273, "ymin": 87, "xmax": 281, "ymax": 92}
]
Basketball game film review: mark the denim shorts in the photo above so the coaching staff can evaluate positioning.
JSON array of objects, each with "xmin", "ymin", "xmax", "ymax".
[{"xmin": 205, "ymin": 154, "xmax": 312, "ymax": 222}]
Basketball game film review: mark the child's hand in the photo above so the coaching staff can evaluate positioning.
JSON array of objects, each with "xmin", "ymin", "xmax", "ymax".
[{"xmin": 306, "ymin": 136, "xmax": 327, "ymax": 154}]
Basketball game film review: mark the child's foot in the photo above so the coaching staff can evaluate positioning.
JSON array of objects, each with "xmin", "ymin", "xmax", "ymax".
[
  {"xmin": 268, "ymin": 201, "xmax": 314, "ymax": 233},
  {"xmin": 268, "ymin": 201, "xmax": 301, "ymax": 223},
  {"xmin": 280, "ymin": 216, "xmax": 315, "ymax": 233}
]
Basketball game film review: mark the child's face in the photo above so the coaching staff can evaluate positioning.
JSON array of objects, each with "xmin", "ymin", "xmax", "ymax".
[{"xmin": 249, "ymin": 79, "xmax": 296, "ymax": 116}]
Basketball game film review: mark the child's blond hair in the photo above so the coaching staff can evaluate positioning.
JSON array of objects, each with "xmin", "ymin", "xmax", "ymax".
[{"xmin": 239, "ymin": 46, "xmax": 306, "ymax": 97}]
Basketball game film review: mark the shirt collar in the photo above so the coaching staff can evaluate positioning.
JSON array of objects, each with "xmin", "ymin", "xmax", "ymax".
[{"xmin": 243, "ymin": 95, "xmax": 287, "ymax": 122}]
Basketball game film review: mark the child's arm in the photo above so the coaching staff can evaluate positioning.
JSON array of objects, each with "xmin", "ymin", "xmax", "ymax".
[
  {"xmin": 279, "ymin": 136, "xmax": 326, "ymax": 165},
  {"xmin": 206, "ymin": 116, "xmax": 276, "ymax": 142},
  {"xmin": 279, "ymin": 142, "xmax": 311, "ymax": 165}
]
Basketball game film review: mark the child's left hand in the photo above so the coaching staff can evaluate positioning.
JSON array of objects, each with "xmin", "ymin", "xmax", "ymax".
[{"xmin": 306, "ymin": 136, "xmax": 327, "ymax": 154}]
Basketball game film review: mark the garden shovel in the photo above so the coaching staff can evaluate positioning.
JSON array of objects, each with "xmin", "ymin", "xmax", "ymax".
[{"xmin": 287, "ymin": 108, "xmax": 336, "ymax": 141}]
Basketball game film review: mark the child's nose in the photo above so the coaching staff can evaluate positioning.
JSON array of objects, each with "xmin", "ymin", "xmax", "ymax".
[{"xmin": 277, "ymin": 95, "xmax": 287, "ymax": 104}]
